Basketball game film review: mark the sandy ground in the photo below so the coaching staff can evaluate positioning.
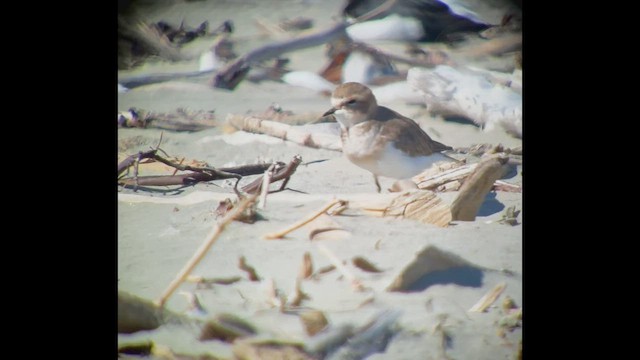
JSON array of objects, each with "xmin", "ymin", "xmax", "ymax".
[{"xmin": 118, "ymin": 0, "xmax": 523, "ymax": 359}]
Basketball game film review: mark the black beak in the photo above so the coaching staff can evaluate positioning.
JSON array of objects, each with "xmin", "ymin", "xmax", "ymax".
[{"xmin": 322, "ymin": 107, "xmax": 337, "ymax": 117}]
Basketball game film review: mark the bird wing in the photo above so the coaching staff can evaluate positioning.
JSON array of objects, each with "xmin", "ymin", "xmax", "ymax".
[{"xmin": 374, "ymin": 106, "xmax": 452, "ymax": 156}]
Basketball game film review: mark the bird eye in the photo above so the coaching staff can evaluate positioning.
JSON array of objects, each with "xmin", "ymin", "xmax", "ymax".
[{"xmin": 346, "ymin": 99, "xmax": 356, "ymax": 105}]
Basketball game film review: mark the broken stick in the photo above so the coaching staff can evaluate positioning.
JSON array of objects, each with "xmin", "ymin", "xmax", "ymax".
[
  {"xmin": 469, "ymin": 282, "xmax": 507, "ymax": 312},
  {"xmin": 316, "ymin": 243, "xmax": 365, "ymax": 292},
  {"xmin": 156, "ymin": 193, "xmax": 259, "ymax": 307},
  {"xmin": 241, "ymin": 155, "xmax": 303, "ymax": 194},
  {"xmin": 450, "ymin": 156, "xmax": 508, "ymax": 221},
  {"xmin": 264, "ymin": 199, "xmax": 346, "ymax": 239}
]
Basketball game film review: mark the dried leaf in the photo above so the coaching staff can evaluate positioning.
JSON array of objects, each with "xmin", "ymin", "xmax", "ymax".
[
  {"xmin": 352, "ymin": 256, "xmax": 383, "ymax": 273},
  {"xmin": 299, "ymin": 252, "xmax": 313, "ymax": 279},
  {"xmin": 239, "ymin": 256, "xmax": 261, "ymax": 281}
]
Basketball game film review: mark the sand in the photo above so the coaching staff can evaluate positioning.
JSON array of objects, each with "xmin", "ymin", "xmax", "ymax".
[{"xmin": 118, "ymin": 1, "xmax": 522, "ymax": 358}]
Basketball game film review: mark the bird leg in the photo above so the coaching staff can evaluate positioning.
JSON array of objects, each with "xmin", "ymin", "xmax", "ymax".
[{"xmin": 373, "ymin": 174, "xmax": 382, "ymax": 193}]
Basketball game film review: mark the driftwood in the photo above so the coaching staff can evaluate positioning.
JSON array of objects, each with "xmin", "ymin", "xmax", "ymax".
[
  {"xmin": 408, "ymin": 65, "xmax": 522, "ymax": 138},
  {"xmin": 119, "ymin": 155, "xmax": 515, "ymax": 228},
  {"xmin": 450, "ymin": 156, "xmax": 508, "ymax": 221},
  {"xmin": 118, "ymin": 146, "xmax": 271, "ymax": 178},
  {"xmin": 119, "ymin": 148, "xmax": 302, "ymax": 195},
  {"xmin": 241, "ymin": 155, "xmax": 303, "ymax": 194},
  {"xmin": 212, "ymin": 0, "xmax": 399, "ymax": 89},
  {"xmin": 412, "ymin": 161, "xmax": 476, "ymax": 192},
  {"xmin": 117, "ymin": 107, "xmax": 216, "ymax": 131},
  {"xmin": 118, "ymin": 150, "xmax": 245, "ymax": 190},
  {"xmin": 384, "ymin": 190, "xmax": 453, "ymax": 227},
  {"xmin": 226, "ymin": 114, "xmax": 342, "ymax": 151},
  {"xmin": 382, "ymin": 156, "xmax": 510, "ymax": 226}
]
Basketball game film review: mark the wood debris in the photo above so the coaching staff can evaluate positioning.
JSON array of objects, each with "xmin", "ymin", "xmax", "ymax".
[
  {"xmin": 239, "ymin": 256, "xmax": 261, "ymax": 281},
  {"xmin": 241, "ymin": 155, "xmax": 303, "ymax": 194},
  {"xmin": 156, "ymin": 193, "xmax": 259, "ymax": 308},
  {"xmin": 299, "ymin": 252, "xmax": 314, "ymax": 280},
  {"xmin": 408, "ymin": 66, "xmax": 522, "ymax": 138},
  {"xmin": 352, "ymin": 256, "xmax": 384, "ymax": 273},
  {"xmin": 300, "ymin": 310, "xmax": 329, "ymax": 336},
  {"xmin": 384, "ymin": 190, "xmax": 452, "ymax": 227},
  {"xmin": 312, "ymin": 264, "xmax": 337, "ymax": 279},
  {"xmin": 316, "ymin": 243, "xmax": 366, "ymax": 292},
  {"xmin": 199, "ymin": 313, "xmax": 257, "ymax": 342},
  {"xmin": 450, "ymin": 156, "xmax": 509, "ymax": 221},
  {"xmin": 185, "ymin": 275, "xmax": 242, "ymax": 288},
  {"xmin": 264, "ymin": 199, "xmax": 346, "ymax": 239},
  {"xmin": 287, "ymin": 278, "xmax": 311, "ymax": 307},
  {"xmin": 469, "ymin": 282, "xmax": 507, "ymax": 313},
  {"xmin": 118, "ymin": 143, "xmax": 302, "ymax": 195},
  {"xmin": 498, "ymin": 206, "xmax": 521, "ymax": 225},
  {"xmin": 233, "ymin": 339, "xmax": 313, "ymax": 360},
  {"xmin": 226, "ymin": 114, "xmax": 342, "ymax": 151},
  {"xmin": 306, "ymin": 214, "xmax": 351, "ymax": 241},
  {"xmin": 117, "ymin": 107, "xmax": 216, "ymax": 131}
]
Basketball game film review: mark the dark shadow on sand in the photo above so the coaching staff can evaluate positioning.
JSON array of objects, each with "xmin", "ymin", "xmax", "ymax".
[
  {"xmin": 402, "ymin": 266, "xmax": 484, "ymax": 292},
  {"xmin": 477, "ymin": 192, "xmax": 505, "ymax": 216}
]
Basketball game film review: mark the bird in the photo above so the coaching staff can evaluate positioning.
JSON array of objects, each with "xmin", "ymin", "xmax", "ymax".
[
  {"xmin": 343, "ymin": 0, "xmax": 490, "ymax": 42},
  {"xmin": 322, "ymin": 82, "xmax": 457, "ymax": 192},
  {"xmin": 342, "ymin": 0, "xmax": 521, "ymax": 42}
]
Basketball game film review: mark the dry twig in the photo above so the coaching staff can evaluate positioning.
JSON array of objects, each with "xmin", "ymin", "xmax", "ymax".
[
  {"xmin": 241, "ymin": 155, "xmax": 303, "ymax": 194},
  {"xmin": 469, "ymin": 282, "xmax": 507, "ymax": 312},
  {"xmin": 316, "ymin": 243, "xmax": 365, "ymax": 291},
  {"xmin": 299, "ymin": 252, "xmax": 314, "ymax": 280},
  {"xmin": 258, "ymin": 163, "xmax": 277, "ymax": 209},
  {"xmin": 264, "ymin": 199, "xmax": 346, "ymax": 239},
  {"xmin": 156, "ymin": 193, "xmax": 258, "ymax": 307},
  {"xmin": 239, "ymin": 256, "xmax": 261, "ymax": 281}
]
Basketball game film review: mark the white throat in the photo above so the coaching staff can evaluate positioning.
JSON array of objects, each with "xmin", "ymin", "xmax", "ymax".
[
  {"xmin": 330, "ymin": 97, "xmax": 371, "ymax": 129},
  {"xmin": 333, "ymin": 109, "xmax": 351, "ymax": 129}
]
